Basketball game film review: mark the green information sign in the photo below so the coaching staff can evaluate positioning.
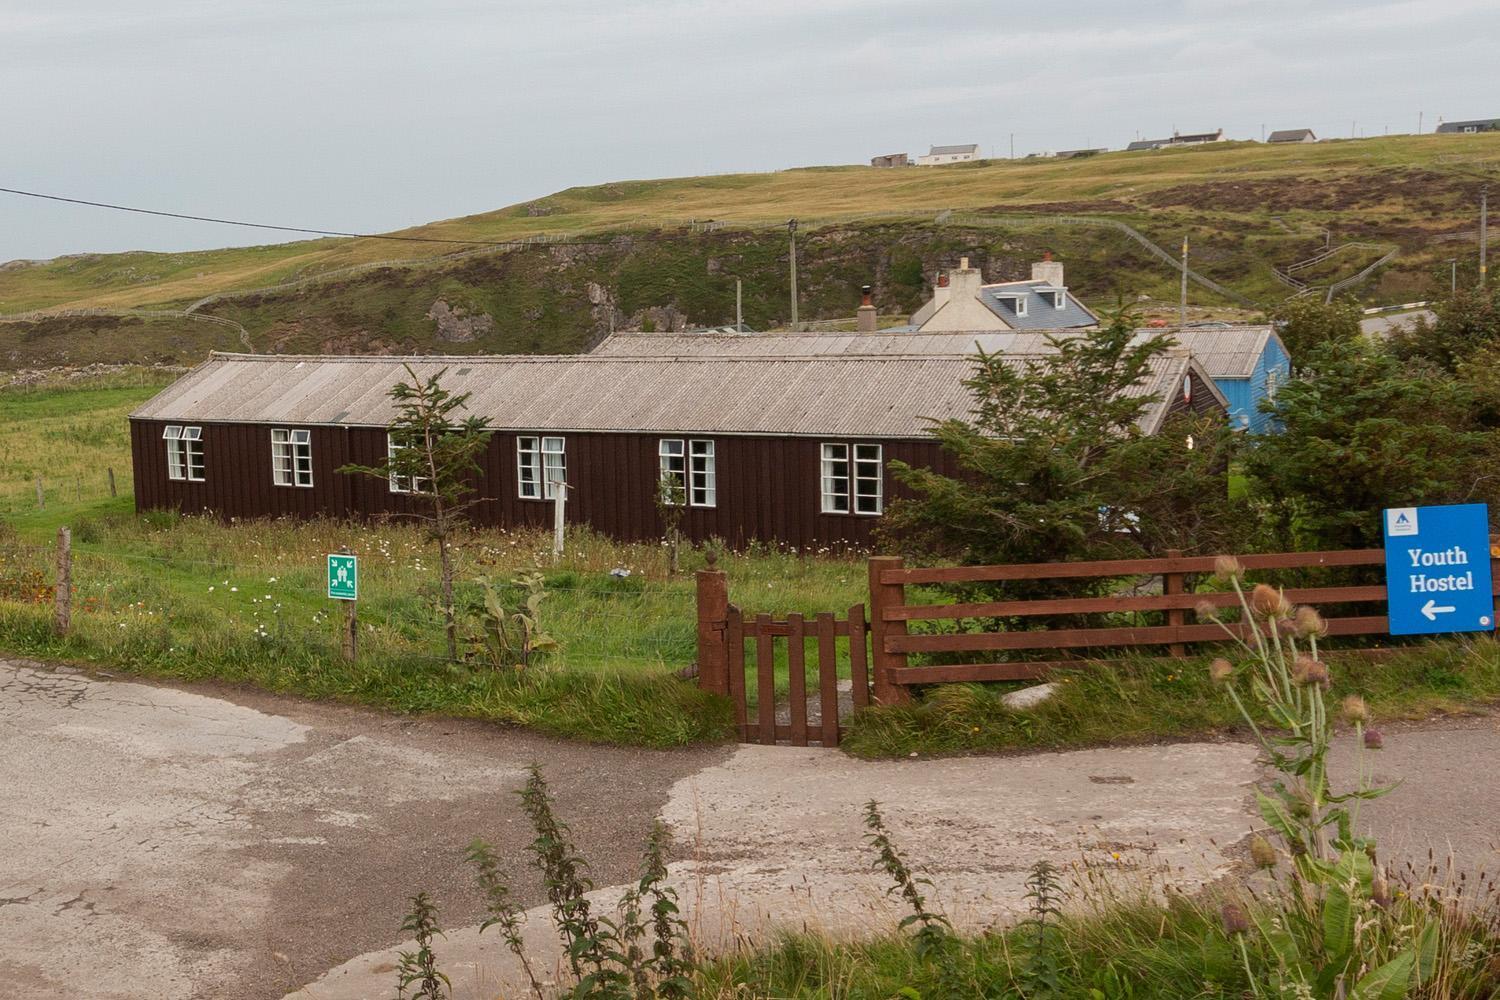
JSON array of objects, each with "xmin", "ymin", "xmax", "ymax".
[{"xmin": 327, "ymin": 554, "xmax": 358, "ymax": 601}]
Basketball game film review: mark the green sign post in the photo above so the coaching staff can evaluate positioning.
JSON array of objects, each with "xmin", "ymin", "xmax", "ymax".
[{"xmin": 327, "ymin": 553, "xmax": 358, "ymax": 601}]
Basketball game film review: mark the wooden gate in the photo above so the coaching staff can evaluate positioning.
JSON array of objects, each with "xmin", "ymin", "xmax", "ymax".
[{"xmin": 696, "ymin": 563, "xmax": 870, "ymax": 746}]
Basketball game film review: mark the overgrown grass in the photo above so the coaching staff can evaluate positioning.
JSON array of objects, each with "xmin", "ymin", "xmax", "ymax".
[{"xmin": 841, "ymin": 639, "xmax": 1500, "ymax": 759}]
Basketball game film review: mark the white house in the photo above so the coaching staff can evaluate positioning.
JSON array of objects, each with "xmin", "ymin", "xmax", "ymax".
[
  {"xmin": 916, "ymin": 143, "xmax": 980, "ymax": 165},
  {"xmin": 908, "ymin": 254, "xmax": 1100, "ymax": 332},
  {"xmin": 1267, "ymin": 128, "xmax": 1317, "ymax": 143}
]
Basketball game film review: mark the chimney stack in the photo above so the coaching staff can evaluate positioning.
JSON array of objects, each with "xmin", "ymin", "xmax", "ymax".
[
  {"xmin": 1030, "ymin": 250, "xmax": 1065, "ymax": 287},
  {"xmin": 856, "ymin": 284, "xmax": 878, "ymax": 333},
  {"xmin": 946, "ymin": 256, "xmax": 984, "ymax": 302}
]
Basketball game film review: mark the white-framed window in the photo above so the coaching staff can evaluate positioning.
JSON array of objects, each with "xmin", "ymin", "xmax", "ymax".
[
  {"xmin": 1016, "ymin": 296, "xmax": 1028, "ymax": 316},
  {"xmin": 1052, "ymin": 290, "xmax": 1067, "ymax": 309},
  {"xmin": 272, "ymin": 428, "xmax": 313, "ymax": 488},
  {"xmin": 820, "ymin": 442, "xmax": 883, "ymax": 516},
  {"xmin": 659, "ymin": 438, "xmax": 717, "ymax": 507},
  {"xmin": 518, "ymin": 435, "xmax": 566, "ymax": 499},
  {"xmin": 1265, "ymin": 368, "xmax": 1279, "ymax": 401},
  {"xmin": 689, "ymin": 439, "xmax": 716, "ymax": 507},
  {"xmin": 163, "ymin": 425, "xmax": 204, "ymax": 482},
  {"xmin": 387, "ymin": 433, "xmax": 431, "ymax": 495},
  {"xmin": 658, "ymin": 439, "xmax": 686, "ymax": 505}
]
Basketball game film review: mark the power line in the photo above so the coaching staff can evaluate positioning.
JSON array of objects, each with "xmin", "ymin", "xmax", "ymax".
[{"xmin": 0, "ymin": 185, "xmax": 668, "ymax": 249}]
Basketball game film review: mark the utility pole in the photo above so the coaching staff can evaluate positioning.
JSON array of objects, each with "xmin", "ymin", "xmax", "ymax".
[
  {"xmin": 1450, "ymin": 258, "xmax": 1457, "ymax": 294},
  {"xmin": 1418, "ymin": 110, "xmax": 1424, "ymax": 135},
  {"xmin": 735, "ymin": 278, "xmax": 743, "ymax": 331},
  {"xmin": 787, "ymin": 218, "xmax": 799, "ymax": 329},
  {"xmin": 1009, "ymin": 133, "xmax": 1014, "ymax": 159},
  {"xmin": 1261, "ymin": 123, "xmax": 1266, "ymax": 142},
  {"xmin": 1481, "ymin": 185, "xmax": 1489, "ymax": 287},
  {"xmin": 1179, "ymin": 234, "xmax": 1189, "ymax": 328}
]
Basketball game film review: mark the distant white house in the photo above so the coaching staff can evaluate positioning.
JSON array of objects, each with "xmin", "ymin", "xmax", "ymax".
[
  {"xmin": 1267, "ymin": 128, "xmax": 1317, "ymax": 144},
  {"xmin": 908, "ymin": 254, "xmax": 1100, "ymax": 332},
  {"xmin": 1436, "ymin": 118, "xmax": 1500, "ymax": 134},
  {"xmin": 916, "ymin": 143, "xmax": 980, "ymax": 165},
  {"xmin": 1126, "ymin": 129, "xmax": 1225, "ymax": 151}
]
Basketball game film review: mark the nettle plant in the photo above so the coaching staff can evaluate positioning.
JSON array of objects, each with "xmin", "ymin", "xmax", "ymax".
[{"xmin": 1200, "ymin": 557, "xmax": 1438, "ymax": 999}]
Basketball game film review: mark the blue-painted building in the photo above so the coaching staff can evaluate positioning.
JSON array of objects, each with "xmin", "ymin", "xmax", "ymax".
[{"xmin": 1162, "ymin": 326, "xmax": 1291, "ymax": 434}]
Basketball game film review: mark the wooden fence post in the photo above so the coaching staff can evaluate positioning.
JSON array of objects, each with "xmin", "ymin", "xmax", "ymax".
[
  {"xmin": 108, "ymin": 467, "xmax": 117, "ymax": 498},
  {"xmin": 867, "ymin": 555, "xmax": 911, "ymax": 705},
  {"xmin": 53, "ymin": 527, "xmax": 72, "ymax": 636},
  {"xmin": 1164, "ymin": 547, "xmax": 1186, "ymax": 657},
  {"xmin": 342, "ymin": 599, "xmax": 358, "ymax": 662},
  {"xmin": 695, "ymin": 553, "xmax": 729, "ymax": 695}
]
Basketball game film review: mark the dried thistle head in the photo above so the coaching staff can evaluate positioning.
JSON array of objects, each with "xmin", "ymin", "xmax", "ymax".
[
  {"xmin": 1248, "ymin": 835, "xmax": 1278, "ymax": 870},
  {"xmin": 1194, "ymin": 599, "xmax": 1218, "ymax": 620},
  {"xmin": 1371, "ymin": 866, "xmax": 1392, "ymax": 908},
  {"xmin": 1364, "ymin": 728, "xmax": 1385, "ymax": 750},
  {"xmin": 1249, "ymin": 583, "xmax": 1289, "ymax": 618},
  {"xmin": 1293, "ymin": 606, "xmax": 1327, "ymax": 638},
  {"xmin": 1209, "ymin": 658, "xmax": 1234, "ymax": 683},
  {"xmin": 1213, "ymin": 555, "xmax": 1245, "ymax": 581},
  {"xmin": 1292, "ymin": 654, "xmax": 1330, "ymax": 689},
  {"xmin": 1219, "ymin": 901, "xmax": 1249, "ymax": 935},
  {"xmin": 1341, "ymin": 695, "xmax": 1369, "ymax": 723}
]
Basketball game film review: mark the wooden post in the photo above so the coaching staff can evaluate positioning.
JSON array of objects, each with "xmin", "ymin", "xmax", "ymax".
[
  {"xmin": 75, "ymin": 475, "xmax": 82, "ymax": 502},
  {"xmin": 35, "ymin": 476, "xmax": 44, "ymax": 509},
  {"xmin": 695, "ymin": 553, "xmax": 729, "ymax": 695},
  {"xmin": 53, "ymin": 527, "xmax": 72, "ymax": 636},
  {"xmin": 342, "ymin": 599, "xmax": 358, "ymax": 661},
  {"xmin": 867, "ymin": 555, "xmax": 911, "ymax": 704},
  {"xmin": 1164, "ymin": 548, "xmax": 1186, "ymax": 657},
  {"xmin": 551, "ymin": 482, "xmax": 568, "ymax": 562},
  {"xmin": 107, "ymin": 467, "xmax": 117, "ymax": 498}
]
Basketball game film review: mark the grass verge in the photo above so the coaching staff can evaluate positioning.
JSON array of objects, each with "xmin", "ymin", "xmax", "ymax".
[{"xmin": 841, "ymin": 639, "xmax": 1500, "ymax": 759}]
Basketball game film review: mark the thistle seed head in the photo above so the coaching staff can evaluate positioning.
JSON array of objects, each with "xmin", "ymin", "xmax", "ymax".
[
  {"xmin": 1220, "ymin": 901, "xmax": 1250, "ymax": 936},
  {"xmin": 1194, "ymin": 599, "xmax": 1218, "ymax": 620},
  {"xmin": 1341, "ymin": 695, "xmax": 1369, "ymax": 723},
  {"xmin": 1293, "ymin": 654, "xmax": 1330, "ymax": 689},
  {"xmin": 1249, "ymin": 835, "xmax": 1278, "ymax": 870},
  {"xmin": 1293, "ymin": 606, "xmax": 1327, "ymax": 638},
  {"xmin": 1213, "ymin": 555, "xmax": 1245, "ymax": 581},
  {"xmin": 1250, "ymin": 583, "xmax": 1289, "ymax": 618},
  {"xmin": 1209, "ymin": 658, "xmax": 1234, "ymax": 683},
  {"xmin": 1364, "ymin": 728, "xmax": 1385, "ymax": 750}
]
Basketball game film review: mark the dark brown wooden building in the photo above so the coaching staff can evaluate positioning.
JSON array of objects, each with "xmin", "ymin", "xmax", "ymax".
[{"xmin": 129, "ymin": 348, "xmax": 1226, "ymax": 547}]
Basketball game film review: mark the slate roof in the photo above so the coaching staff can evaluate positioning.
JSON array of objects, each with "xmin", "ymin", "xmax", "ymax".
[
  {"xmin": 1267, "ymin": 128, "xmax": 1316, "ymax": 142},
  {"xmin": 1436, "ymin": 118, "xmax": 1500, "ymax": 133},
  {"xmin": 133, "ymin": 349, "xmax": 1211, "ymax": 439},
  {"xmin": 975, "ymin": 280, "xmax": 1100, "ymax": 330},
  {"xmin": 928, "ymin": 143, "xmax": 979, "ymax": 155}
]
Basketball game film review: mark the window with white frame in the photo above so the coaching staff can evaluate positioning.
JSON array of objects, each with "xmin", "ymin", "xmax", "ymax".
[
  {"xmin": 658, "ymin": 439, "xmax": 687, "ymax": 505},
  {"xmin": 689, "ymin": 439, "xmax": 716, "ymax": 507},
  {"xmin": 517, "ymin": 435, "xmax": 566, "ymax": 499},
  {"xmin": 820, "ymin": 442, "xmax": 883, "ymax": 515},
  {"xmin": 272, "ymin": 428, "xmax": 313, "ymax": 487},
  {"xmin": 1051, "ymin": 290, "xmax": 1067, "ymax": 309},
  {"xmin": 658, "ymin": 438, "xmax": 717, "ymax": 507},
  {"xmin": 163, "ymin": 425, "xmax": 204, "ymax": 482},
  {"xmin": 387, "ymin": 433, "xmax": 431, "ymax": 494}
]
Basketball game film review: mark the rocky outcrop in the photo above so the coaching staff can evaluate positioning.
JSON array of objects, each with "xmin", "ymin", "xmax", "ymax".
[{"xmin": 425, "ymin": 300, "xmax": 496, "ymax": 343}]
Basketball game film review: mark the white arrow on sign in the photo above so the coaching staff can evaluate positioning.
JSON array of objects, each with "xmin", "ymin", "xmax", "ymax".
[{"xmin": 1421, "ymin": 599, "xmax": 1456, "ymax": 621}]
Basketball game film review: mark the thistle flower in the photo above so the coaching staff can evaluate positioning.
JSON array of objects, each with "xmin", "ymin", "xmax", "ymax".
[
  {"xmin": 1213, "ymin": 555, "xmax": 1245, "ymax": 581},
  {"xmin": 1248, "ymin": 835, "xmax": 1278, "ymax": 870},
  {"xmin": 1341, "ymin": 695, "xmax": 1369, "ymax": 723},
  {"xmin": 1249, "ymin": 583, "xmax": 1289, "ymax": 618},
  {"xmin": 1293, "ymin": 606, "xmax": 1327, "ymax": 638},
  {"xmin": 1371, "ymin": 867, "xmax": 1392, "ymax": 908},
  {"xmin": 1220, "ymin": 901, "xmax": 1249, "ymax": 936},
  {"xmin": 1292, "ymin": 654, "xmax": 1330, "ymax": 689},
  {"xmin": 1364, "ymin": 728, "xmax": 1385, "ymax": 750},
  {"xmin": 1209, "ymin": 658, "xmax": 1234, "ymax": 683},
  {"xmin": 1194, "ymin": 599, "xmax": 1218, "ymax": 620}
]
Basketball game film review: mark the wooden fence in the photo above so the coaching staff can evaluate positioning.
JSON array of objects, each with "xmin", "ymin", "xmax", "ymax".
[{"xmin": 698, "ymin": 547, "xmax": 1500, "ymax": 729}]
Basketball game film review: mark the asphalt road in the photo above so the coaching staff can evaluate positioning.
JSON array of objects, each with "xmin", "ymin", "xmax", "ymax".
[{"xmin": 1361, "ymin": 309, "xmax": 1435, "ymax": 338}]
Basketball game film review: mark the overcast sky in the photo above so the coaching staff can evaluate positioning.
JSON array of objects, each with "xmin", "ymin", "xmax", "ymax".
[{"xmin": 1, "ymin": 0, "xmax": 1496, "ymax": 263}]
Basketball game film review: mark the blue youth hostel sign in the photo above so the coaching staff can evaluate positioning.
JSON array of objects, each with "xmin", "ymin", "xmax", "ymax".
[{"xmin": 1382, "ymin": 503, "xmax": 1495, "ymax": 636}]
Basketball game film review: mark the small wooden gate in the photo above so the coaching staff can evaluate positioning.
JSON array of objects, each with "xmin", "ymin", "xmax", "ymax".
[{"xmin": 722, "ymin": 605, "xmax": 870, "ymax": 746}]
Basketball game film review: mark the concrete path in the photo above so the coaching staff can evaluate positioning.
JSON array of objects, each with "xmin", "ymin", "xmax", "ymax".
[
  {"xmin": 0, "ymin": 659, "xmax": 719, "ymax": 1000},
  {"xmin": 2, "ymin": 656, "xmax": 1493, "ymax": 1000}
]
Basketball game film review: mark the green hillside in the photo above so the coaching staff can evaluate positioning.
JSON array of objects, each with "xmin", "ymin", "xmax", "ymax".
[{"xmin": 2, "ymin": 133, "xmax": 1497, "ymax": 367}]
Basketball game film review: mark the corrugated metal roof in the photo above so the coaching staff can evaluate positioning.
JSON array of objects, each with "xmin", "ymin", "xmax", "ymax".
[
  {"xmin": 929, "ymin": 143, "xmax": 979, "ymax": 155},
  {"xmin": 1267, "ymin": 128, "xmax": 1315, "ymax": 142},
  {"xmin": 594, "ymin": 327, "xmax": 1275, "ymax": 380},
  {"xmin": 132, "ymin": 350, "xmax": 1208, "ymax": 438}
]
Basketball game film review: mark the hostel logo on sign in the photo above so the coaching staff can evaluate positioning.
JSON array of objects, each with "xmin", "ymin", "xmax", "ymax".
[{"xmin": 1386, "ymin": 507, "xmax": 1418, "ymax": 537}]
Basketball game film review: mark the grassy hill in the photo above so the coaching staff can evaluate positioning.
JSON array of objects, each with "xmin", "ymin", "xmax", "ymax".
[{"xmin": 2, "ymin": 133, "xmax": 1497, "ymax": 367}]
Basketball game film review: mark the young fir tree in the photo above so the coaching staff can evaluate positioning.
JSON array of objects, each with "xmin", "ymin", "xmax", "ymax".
[
  {"xmin": 341, "ymin": 365, "xmax": 493, "ymax": 661},
  {"xmin": 881, "ymin": 316, "xmax": 1240, "ymax": 597}
]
